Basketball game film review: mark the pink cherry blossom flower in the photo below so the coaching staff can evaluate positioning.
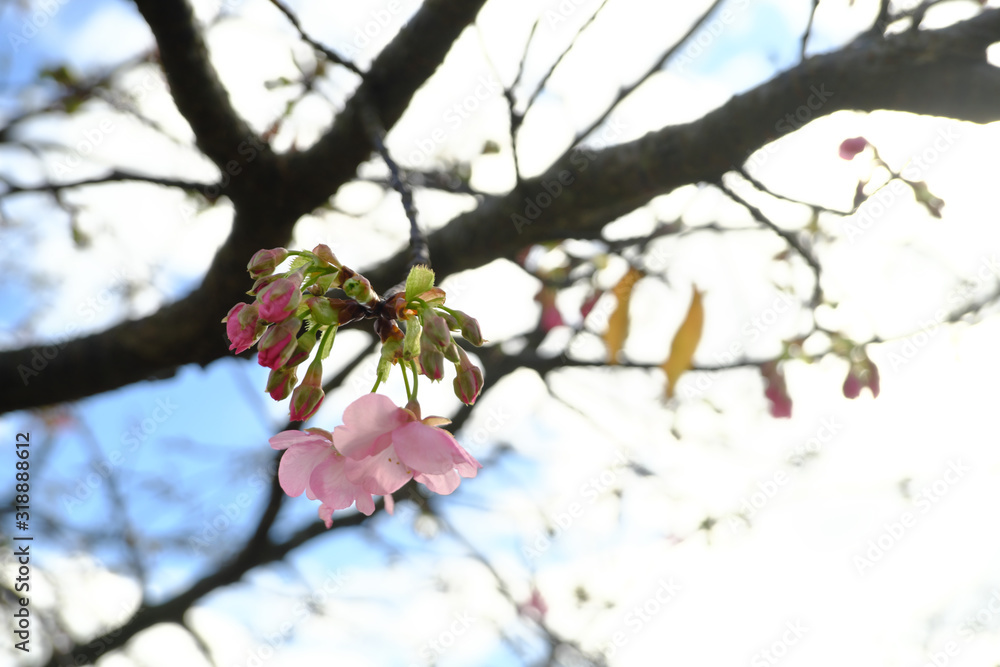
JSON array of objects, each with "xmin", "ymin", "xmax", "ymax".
[
  {"xmin": 838, "ymin": 136, "xmax": 869, "ymax": 160},
  {"xmin": 270, "ymin": 428, "xmax": 383, "ymax": 516},
  {"xmin": 334, "ymin": 394, "xmax": 481, "ymax": 496}
]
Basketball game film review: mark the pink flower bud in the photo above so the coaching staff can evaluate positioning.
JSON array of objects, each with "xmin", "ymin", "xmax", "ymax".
[
  {"xmin": 419, "ymin": 346, "xmax": 445, "ymax": 381},
  {"xmin": 285, "ymin": 332, "xmax": 317, "ymax": 368},
  {"xmin": 453, "ymin": 347, "xmax": 484, "ymax": 405},
  {"xmin": 422, "ymin": 312, "xmax": 451, "ymax": 348},
  {"xmin": 289, "ymin": 359, "xmax": 325, "ymax": 421},
  {"xmin": 842, "ymin": 370, "xmax": 862, "ymax": 399},
  {"xmin": 257, "ymin": 275, "xmax": 303, "ymax": 322},
  {"xmin": 839, "ymin": 136, "xmax": 869, "ymax": 160},
  {"xmin": 312, "ymin": 243, "xmax": 341, "ymax": 268},
  {"xmin": 224, "ymin": 302, "xmax": 264, "ymax": 354},
  {"xmin": 450, "ymin": 309, "xmax": 483, "ymax": 346},
  {"xmin": 247, "ymin": 247, "xmax": 288, "ymax": 278},
  {"xmin": 266, "ymin": 366, "xmax": 297, "ymax": 400},
  {"xmin": 843, "ymin": 358, "xmax": 880, "ymax": 399},
  {"xmin": 867, "ymin": 361, "xmax": 880, "ymax": 398},
  {"xmin": 761, "ymin": 361, "xmax": 792, "ymax": 419},
  {"xmin": 258, "ymin": 317, "xmax": 301, "ymax": 369}
]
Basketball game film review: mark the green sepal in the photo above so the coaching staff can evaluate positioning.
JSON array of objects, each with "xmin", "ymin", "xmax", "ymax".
[{"xmin": 402, "ymin": 318, "xmax": 422, "ymax": 359}]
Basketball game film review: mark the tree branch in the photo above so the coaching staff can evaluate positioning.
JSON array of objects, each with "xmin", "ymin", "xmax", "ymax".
[{"xmin": 5, "ymin": 7, "xmax": 1000, "ymax": 414}]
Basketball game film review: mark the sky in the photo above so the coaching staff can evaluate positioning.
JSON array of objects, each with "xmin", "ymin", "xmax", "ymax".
[{"xmin": 3, "ymin": 0, "xmax": 1000, "ymax": 665}]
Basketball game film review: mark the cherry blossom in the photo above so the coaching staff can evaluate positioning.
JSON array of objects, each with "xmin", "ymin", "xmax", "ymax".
[
  {"xmin": 334, "ymin": 393, "xmax": 481, "ymax": 496},
  {"xmin": 269, "ymin": 428, "xmax": 382, "ymax": 516}
]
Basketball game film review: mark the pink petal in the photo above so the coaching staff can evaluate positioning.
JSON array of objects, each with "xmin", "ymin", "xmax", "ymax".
[
  {"xmin": 355, "ymin": 494, "xmax": 376, "ymax": 516},
  {"xmin": 269, "ymin": 429, "xmax": 329, "ymax": 451},
  {"xmin": 278, "ymin": 441, "xmax": 334, "ymax": 497},
  {"xmin": 393, "ymin": 422, "xmax": 465, "ymax": 475},
  {"xmin": 334, "ymin": 393, "xmax": 411, "ymax": 459},
  {"xmin": 343, "ymin": 446, "xmax": 412, "ymax": 495},
  {"xmin": 454, "ymin": 446, "xmax": 482, "ymax": 478},
  {"xmin": 310, "ymin": 455, "xmax": 367, "ymax": 509},
  {"xmin": 383, "ymin": 493, "xmax": 394, "ymax": 515},
  {"xmin": 318, "ymin": 504, "xmax": 335, "ymax": 528},
  {"xmin": 414, "ymin": 470, "xmax": 461, "ymax": 495}
]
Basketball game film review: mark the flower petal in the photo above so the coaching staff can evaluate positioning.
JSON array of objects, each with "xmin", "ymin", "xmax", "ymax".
[
  {"xmin": 344, "ymin": 446, "xmax": 412, "ymax": 495},
  {"xmin": 334, "ymin": 393, "xmax": 411, "ymax": 459},
  {"xmin": 414, "ymin": 470, "xmax": 461, "ymax": 495},
  {"xmin": 318, "ymin": 504, "xmax": 335, "ymax": 528},
  {"xmin": 392, "ymin": 422, "xmax": 465, "ymax": 475},
  {"xmin": 310, "ymin": 455, "xmax": 367, "ymax": 510},
  {"xmin": 269, "ymin": 429, "xmax": 329, "ymax": 451},
  {"xmin": 278, "ymin": 441, "xmax": 333, "ymax": 497}
]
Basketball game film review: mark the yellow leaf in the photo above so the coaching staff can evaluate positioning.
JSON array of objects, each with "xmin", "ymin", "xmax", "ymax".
[
  {"xmin": 661, "ymin": 286, "xmax": 704, "ymax": 398},
  {"xmin": 604, "ymin": 267, "xmax": 643, "ymax": 364}
]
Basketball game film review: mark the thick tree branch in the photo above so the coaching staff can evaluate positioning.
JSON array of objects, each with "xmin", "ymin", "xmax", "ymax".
[
  {"xmin": 4, "ymin": 8, "xmax": 1000, "ymax": 414},
  {"xmin": 0, "ymin": 0, "xmax": 485, "ymax": 414},
  {"xmin": 132, "ymin": 0, "xmax": 259, "ymax": 174}
]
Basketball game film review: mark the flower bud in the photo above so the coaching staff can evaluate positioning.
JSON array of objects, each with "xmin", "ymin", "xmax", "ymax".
[
  {"xmin": 224, "ymin": 302, "xmax": 265, "ymax": 354},
  {"xmin": 452, "ymin": 347, "xmax": 484, "ymax": 405},
  {"xmin": 257, "ymin": 274, "xmax": 303, "ymax": 322},
  {"xmin": 312, "ymin": 243, "xmax": 341, "ymax": 268},
  {"xmin": 266, "ymin": 366, "xmax": 297, "ymax": 400},
  {"xmin": 247, "ymin": 247, "xmax": 288, "ymax": 278},
  {"xmin": 419, "ymin": 345, "xmax": 445, "ymax": 381},
  {"xmin": 422, "ymin": 312, "xmax": 451, "ymax": 348},
  {"xmin": 285, "ymin": 331, "xmax": 317, "ymax": 367},
  {"xmin": 305, "ymin": 296, "xmax": 338, "ymax": 326},
  {"xmin": 258, "ymin": 317, "xmax": 302, "ymax": 369},
  {"xmin": 248, "ymin": 273, "xmax": 281, "ymax": 295},
  {"xmin": 838, "ymin": 136, "xmax": 868, "ymax": 161},
  {"xmin": 450, "ymin": 309, "xmax": 484, "ymax": 346},
  {"xmin": 290, "ymin": 359, "xmax": 325, "ymax": 421},
  {"xmin": 342, "ymin": 274, "xmax": 375, "ymax": 305},
  {"xmin": 442, "ymin": 341, "xmax": 461, "ymax": 363}
]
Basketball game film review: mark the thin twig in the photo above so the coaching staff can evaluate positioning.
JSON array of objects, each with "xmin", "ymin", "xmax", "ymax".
[
  {"xmin": 801, "ymin": 0, "xmax": 821, "ymax": 59},
  {"xmin": 715, "ymin": 179, "xmax": 824, "ymax": 307},
  {"xmin": 358, "ymin": 103, "xmax": 430, "ymax": 270},
  {"xmin": 266, "ymin": 0, "xmax": 364, "ymax": 77}
]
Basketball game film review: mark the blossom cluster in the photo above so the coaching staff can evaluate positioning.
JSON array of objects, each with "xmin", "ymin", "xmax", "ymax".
[
  {"xmin": 272, "ymin": 394, "xmax": 480, "ymax": 519},
  {"xmin": 224, "ymin": 245, "xmax": 486, "ymax": 522}
]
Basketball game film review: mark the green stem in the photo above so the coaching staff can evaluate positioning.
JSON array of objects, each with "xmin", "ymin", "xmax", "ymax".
[
  {"xmin": 400, "ymin": 362, "xmax": 412, "ymax": 400},
  {"xmin": 409, "ymin": 360, "xmax": 419, "ymax": 400}
]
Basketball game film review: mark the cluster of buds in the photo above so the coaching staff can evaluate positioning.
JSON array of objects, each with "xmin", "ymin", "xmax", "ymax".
[
  {"xmin": 225, "ymin": 246, "xmax": 487, "ymax": 521},
  {"xmin": 223, "ymin": 244, "xmax": 367, "ymax": 422},
  {"xmin": 223, "ymin": 246, "xmax": 485, "ymax": 420},
  {"xmin": 371, "ymin": 264, "xmax": 484, "ymax": 406}
]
